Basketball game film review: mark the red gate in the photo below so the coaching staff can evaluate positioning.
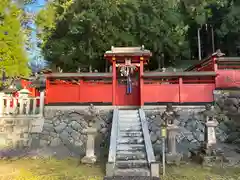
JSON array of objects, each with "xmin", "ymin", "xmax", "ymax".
[{"xmin": 115, "ymin": 75, "xmax": 140, "ymax": 106}]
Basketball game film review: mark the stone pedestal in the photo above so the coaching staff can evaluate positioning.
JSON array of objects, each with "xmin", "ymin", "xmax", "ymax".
[
  {"xmin": 166, "ymin": 125, "xmax": 182, "ymax": 165},
  {"xmin": 81, "ymin": 127, "xmax": 97, "ymax": 164},
  {"xmin": 202, "ymin": 120, "xmax": 224, "ymax": 166},
  {"xmin": 204, "ymin": 120, "xmax": 218, "ymax": 155}
]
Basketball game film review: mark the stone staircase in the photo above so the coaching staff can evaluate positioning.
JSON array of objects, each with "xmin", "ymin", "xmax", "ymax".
[
  {"xmin": 105, "ymin": 109, "xmax": 159, "ymax": 179},
  {"xmin": 115, "ymin": 109, "xmax": 150, "ymax": 176}
]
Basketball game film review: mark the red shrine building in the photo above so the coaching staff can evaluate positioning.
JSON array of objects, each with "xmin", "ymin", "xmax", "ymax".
[{"xmin": 43, "ymin": 46, "xmax": 240, "ymax": 107}]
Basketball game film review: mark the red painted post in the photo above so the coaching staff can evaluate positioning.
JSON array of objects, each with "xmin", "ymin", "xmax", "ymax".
[
  {"xmin": 212, "ymin": 56, "xmax": 218, "ymax": 88},
  {"xmin": 179, "ymin": 77, "xmax": 183, "ymax": 103},
  {"xmin": 45, "ymin": 78, "xmax": 50, "ymax": 104},
  {"xmin": 213, "ymin": 57, "xmax": 218, "ymax": 71},
  {"xmin": 79, "ymin": 79, "xmax": 83, "ymax": 102},
  {"xmin": 140, "ymin": 58, "xmax": 144, "ymax": 107},
  {"xmin": 112, "ymin": 58, "xmax": 116, "ymax": 105}
]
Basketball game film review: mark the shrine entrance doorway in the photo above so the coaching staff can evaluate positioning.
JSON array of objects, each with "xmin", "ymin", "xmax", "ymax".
[
  {"xmin": 104, "ymin": 46, "xmax": 152, "ymax": 106},
  {"xmin": 115, "ymin": 65, "xmax": 140, "ymax": 106}
]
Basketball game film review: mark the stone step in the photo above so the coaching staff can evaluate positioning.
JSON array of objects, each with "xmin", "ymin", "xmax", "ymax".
[
  {"xmin": 117, "ymin": 144, "xmax": 145, "ymax": 151},
  {"xmin": 117, "ymin": 137, "xmax": 144, "ymax": 144},
  {"xmin": 118, "ymin": 120, "xmax": 140, "ymax": 124},
  {"xmin": 119, "ymin": 127, "xmax": 142, "ymax": 131},
  {"xmin": 118, "ymin": 125, "xmax": 142, "ymax": 130},
  {"xmin": 116, "ymin": 150, "xmax": 145, "ymax": 155},
  {"xmin": 118, "ymin": 119, "xmax": 141, "ymax": 124},
  {"xmin": 119, "ymin": 115, "xmax": 139, "ymax": 118},
  {"xmin": 114, "ymin": 168, "xmax": 150, "ymax": 176},
  {"xmin": 119, "ymin": 131, "xmax": 143, "ymax": 137},
  {"xmin": 116, "ymin": 160, "xmax": 148, "ymax": 169},
  {"xmin": 118, "ymin": 110, "xmax": 139, "ymax": 114},
  {"xmin": 119, "ymin": 115, "xmax": 139, "ymax": 117},
  {"xmin": 116, "ymin": 152, "xmax": 146, "ymax": 161}
]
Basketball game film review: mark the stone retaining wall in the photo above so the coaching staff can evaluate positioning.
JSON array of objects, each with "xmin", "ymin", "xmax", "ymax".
[
  {"xmin": 145, "ymin": 106, "xmax": 240, "ymax": 161},
  {"xmin": 37, "ymin": 108, "xmax": 112, "ymax": 157},
  {"xmin": 0, "ymin": 116, "xmax": 43, "ymax": 149},
  {"xmin": 1, "ymin": 102, "xmax": 240, "ymax": 162},
  {"xmin": 214, "ymin": 90, "xmax": 240, "ymax": 144},
  {"xmin": 0, "ymin": 107, "xmax": 112, "ymax": 159}
]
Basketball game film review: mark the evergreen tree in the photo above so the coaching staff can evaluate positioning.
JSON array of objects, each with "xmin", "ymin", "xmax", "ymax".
[{"xmin": 0, "ymin": 0, "xmax": 30, "ymax": 84}]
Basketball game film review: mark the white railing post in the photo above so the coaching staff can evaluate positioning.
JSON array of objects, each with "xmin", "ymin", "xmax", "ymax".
[
  {"xmin": 0, "ymin": 92, "xmax": 4, "ymax": 115},
  {"xmin": 6, "ymin": 97, "xmax": 11, "ymax": 114},
  {"xmin": 25, "ymin": 98, "xmax": 31, "ymax": 115},
  {"xmin": 19, "ymin": 98, "xmax": 24, "ymax": 114},
  {"xmin": 33, "ymin": 98, "xmax": 37, "ymax": 115},
  {"xmin": 13, "ymin": 98, "xmax": 18, "ymax": 114},
  {"xmin": 39, "ymin": 91, "xmax": 45, "ymax": 116}
]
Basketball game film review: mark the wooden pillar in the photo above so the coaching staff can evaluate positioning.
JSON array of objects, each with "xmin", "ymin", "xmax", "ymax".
[
  {"xmin": 212, "ymin": 57, "xmax": 218, "ymax": 88},
  {"xmin": 179, "ymin": 77, "xmax": 183, "ymax": 103},
  {"xmin": 212, "ymin": 56, "xmax": 218, "ymax": 71},
  {"xmin": 79, "ymin": 79, "xmax": 83, "ymax": 102},
  {"xmin": 45, "ymin": 78, "xmax": 50, "ymax": 104},
  {"xmin": 112, "ymin": 58, "xmax": 116, "ymax": 106},
  {"xmin": 140, "ymin": 58, "xmax": 144, "ymax": 107}
]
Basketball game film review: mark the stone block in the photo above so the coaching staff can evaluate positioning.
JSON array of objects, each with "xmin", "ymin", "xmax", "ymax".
[
  {"xmin": 40, "ymin": 139, "xmax": 49, "ymax": 147},
  {"xmin": 30, "ymin": 135, "xmax": 40, "ymax": 148},
  {"xmin": 71, "ymin": 130, "xmax": 80, "ymax": 140},
  {"xmin": 16, "ymin": 119, "xmax": 30, "ymax": 126},
  {"xmin": 105, "ymin": 162, "xmax": 114, "ymax": 176},
  {"xmin": 65, "ymin": 126, "xmax": 74, "ymax": 134},
  {"xmin": 31, "ymin": 125, "xmax": 42, "ymax": 133},
  {"xmin": 40, "ymin": 134, "xmax": 50, "ymax": 141},
  {"xmin": 50, "ymin": 132, "xmax": 57, "ymax": 138},
  {"xmin": 70, "ymin": 121, "xmax": 82, "ymax": 131},
  {"xmin": 81, "ymin": 155, "xmax": 96, "ymax": 164},
  {"xmin": 202, "ymin": 155, "xmax": 223, "ymax": 167},
  {"xmin": 54, "ymin": 122, "xmax": 67, "ymax": 133},
  {"xmin": 150, "ymin": 163, "xmax": 159, "ymax": 177},
  {"xmin": 31, "ymin": 118, "xmax": 44, "ymax": 133},
  {"xmin": 50, "ymin": 137, "xmax": 62, "ymax": 147},
  {"xmin": 0, "ymin": 133, "xmax": 7, "ymax": 147},
  {"xmin": 5, "ymin": 126, "xmax": 14, "ymax": 133},
  {"xmin": 53, "ymin": 120, "xmax": 61, "ymax": 126},
  {"xmin": 59, "ymin": 131, "xmax": 69, "ymax": 142},
  {"xmin": 43, "ymin": 123, "xmax": 54, "ymax": 132},
  {"xmin": 166, "ymin": 153, "xmax": 182, "ymax": 165}
]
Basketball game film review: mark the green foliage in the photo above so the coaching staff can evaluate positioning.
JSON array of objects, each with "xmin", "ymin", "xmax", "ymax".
[
  {"xmin": 215, "ymin": 0, "xmax": 240, "ymax": 55},
  {"xmin": 35, "ymin": 0, "xmax": 240, "ymax": 71},
  {"xmin": 36, "ymin": 0, "xmax": 191, "ymax": 71},
  {"xmin": 0, "ymin": 0, "xmax": 30, "ymax": 82}
]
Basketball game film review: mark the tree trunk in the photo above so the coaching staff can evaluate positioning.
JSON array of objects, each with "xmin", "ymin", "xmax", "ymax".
[
  {"xmin": 89, "ymin": 65, "xmax": 92, "ymax": 72},
  {"xmin": 105, "ymin": 60, "xmax": 108, "ymax": 72}
]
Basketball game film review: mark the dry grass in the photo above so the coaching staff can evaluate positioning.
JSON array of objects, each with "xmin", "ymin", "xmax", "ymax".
[
  {"xmin": 0, "ymin": 158, "xmax": 104, "ymax": 180},
  {"xmin": 161, "ymin": 164, "xmax": 240, "ymax": 180},
  {"xmin": 0, "ymin": 159, "xmax": 240, "ymax": 180}
]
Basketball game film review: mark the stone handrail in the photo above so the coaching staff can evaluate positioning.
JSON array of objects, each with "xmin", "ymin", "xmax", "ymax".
[
  {"xmin": 139, "ymin": 108, "xmax": 156, "ymax": 164},
  {"xmin": 108, "ymin": 108, "xmax": 119, "ymax": 163}
]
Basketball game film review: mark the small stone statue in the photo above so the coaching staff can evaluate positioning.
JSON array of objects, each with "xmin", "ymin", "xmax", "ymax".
[{"xmin": 161, "ymin": 103, "xmax": 178, "ymax": 126}]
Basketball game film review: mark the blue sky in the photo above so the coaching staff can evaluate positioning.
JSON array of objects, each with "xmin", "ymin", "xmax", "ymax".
[{"xmin": 24, "ymin": 0, "xmax": 47, "ymax": 72}]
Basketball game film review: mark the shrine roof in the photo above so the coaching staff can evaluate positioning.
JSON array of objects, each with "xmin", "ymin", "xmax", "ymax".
[
  {"xmin": 104, "ymin": 46, "xmax": 152, "ymax": 57},
  {"xmin": 143, "ymin": 71, "xmax": 217, "ymax": 78},
  {"xmin": 45, "ymin": 72, "xmax": 112, "ymax": 78},
  {"xmin": 185, "ymin": 50, "xmax": 225, "ymax": 71}
]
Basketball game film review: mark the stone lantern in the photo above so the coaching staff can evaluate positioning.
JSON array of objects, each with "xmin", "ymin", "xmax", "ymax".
[
  {"xmin": 81, "ymin": 104, "xmax": 98, "ymax": 164},
  {"xmin": 161, "ymin": 103, "xmax": 182, "ymax": 164}
]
